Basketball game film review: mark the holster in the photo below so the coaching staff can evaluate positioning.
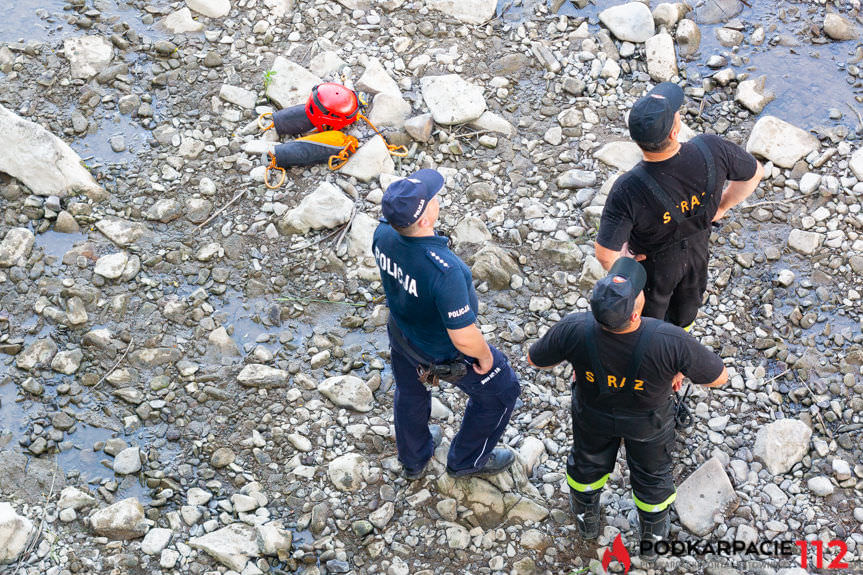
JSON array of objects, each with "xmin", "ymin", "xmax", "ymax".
[{"xmin": 389, "ymin": 316, "xmax": 468, "ymax": 386}]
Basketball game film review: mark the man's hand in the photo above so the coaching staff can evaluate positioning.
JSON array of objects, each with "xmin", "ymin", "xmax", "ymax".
[
  {"xmin": 620, "ymin": 241, "xmax": 646, "ymax": 262},
  {"xmin": 672, "ymin": 372, "xmax": 684, "ymax": 392},
  {"xmin": 473, "ymin": 351, "xmax": 494, "ymax": 375}
]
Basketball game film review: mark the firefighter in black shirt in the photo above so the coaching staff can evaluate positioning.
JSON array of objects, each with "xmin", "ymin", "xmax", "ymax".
[
  {"xmin": 595, "ymin": 82, "xmax": 764, "ymax": 330},
  {"xmin": 527, "ymin": 258, "xmax": 728, "ymax": 549}
]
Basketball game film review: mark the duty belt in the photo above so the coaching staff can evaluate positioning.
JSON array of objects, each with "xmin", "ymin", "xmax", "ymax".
[{"xmin": 387, "ymin": 316, "xmax": 468, "ymax": 386}]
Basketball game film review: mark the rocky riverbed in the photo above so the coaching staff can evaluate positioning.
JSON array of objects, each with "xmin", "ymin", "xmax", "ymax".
[{"xmin": 0, "ymin": 0, "xmax": 862, "ymax": 574}]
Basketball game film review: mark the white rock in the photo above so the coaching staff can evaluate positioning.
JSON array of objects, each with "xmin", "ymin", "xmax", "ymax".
[
  {"xmin": 63, "ymin": 36, "xmax": 113, "ymax": 79},
  {"xmin": 367, "ymin": 92, "xmax": 411, "ymax": 129},
  {"xmin": 220, "ymin": 85, "xmax": 257, "ymax": 110},
  {"xmin": 145, "ymin": 199, "xmax": 182, "ymax": 223},
  {"xmin": 207, "ymin": 326, "xmax": 240, "ymax": 357},
  {"xmin": 287, "ymin": 433, "xmax": 313, "ymax": 452},
  {"xmin": 823, "ymin": 13, "xmax": 859, "ymax": 41},
  {"xmin": 237, "ymin": 364, "xmax": 289, "ymax": 388},
  {"xmin": 318, "ymin": 376, "xmax": 374, "ymax": 412},
  {"xmin": 798, "ymin": 172, "xmax": 821, "ymax": 194},
  {"xmin": 518, "ymin": 437, "xmax": 546, "ymax": 475},
  {"xmin": 113, "ymin": 446, "xmax": 142, "ymax": 475},
  {"xmin": 452, "ymin": 216, "xmax": 492, "ymax": 245},
  {"xmin": 599, "ymin": 58, "xmax": 621, "ymax": 80},
  {"xmin": 787, "ymin": 229, "xmax": 824, "ymax": 255},
  {"xmin": 94, "ymin": 252, "xmax": 130, "ymax": 279},
  {"xmin": 356, "ymin": 58, "xmax": 401, "ymax": 97},
  {"xmin": 652, "ymin": 2, "xmax": 688, "ymax": 27},
  {"xmin": 776, "ymin": 269, "xmax": 795, "ymax": 287},
  {"xmin": 676, "ymin": 457, "xmax": 738, "ymax": 536},
  {"xmin": 16, "ymin": 339, "xmax": 58, "ymax": 371},
  {"xmin": 328, "ymin": 453, "xmax": 369, "ymax": 492},
  {"xmin": 340, "ymin": 137, "xmax": 396, "ymax": 183},
  {"xmin": 141, "ymin": 528, "xmax": 172, "ymax": 555},
  {"xmin": 255, "ymin": 522, "xmax": 292, "ymax": 556},
  {"xmin": 0, "ymin": 228, "xmax": 34, "ymax": 268},
  {"xmin": 369, "ymin": 501, "xmax": 395, "ymax": 529},
  {"xmin": 405, "ymin": 113, "xmax": 435, "ymax": 142},
  {"xmin": 0, "ymin": 502, "xmax": 35, "ymax": 565},
  {"xmin": 426, "ymin": 0, "xmax": 496, "ymax": 25},
  {"xmin": 58, "ymin": 487, "xmax": 97, "ymax": 511},
  {"xmin": 0, "ymin": 104, "xmax": 103, "ymax": 198},
  {"xmin": 95, "ymin": 218, "xmax": 148, "ymax": 247},
  {"xmin": 347, "ymin": 212, "xmax": 377, "ymax": 260},
  {"xmin": 676, "ymin": 19, "xmax": 701, "ymax": 57},
  {"xmin": 599, "ymin": 2, "xmax": 655, "ymax": 43},
  {"xmin": 736, "ymin": 76, "xmax": 775, "ymax": 114},
  {"xmin": 160, "ymin": 548, "xmax": 180, "ymax": 569},
  {"xmin": 849, "ymin": 148, "xmax": 863, "ymax": 180},
  {"xmin": 557, "ymin": 169, "xmax": 597, "ymax": 189},
  {"xmin": 594, "ymin": 141, "xmax": 643, "ymax": 171},
  {"xmin": 231, "ymin": 494, "xmax": 259, "ymax": 513},
  {"xmin": 421, "ymin": 75, "xmax": 487, "ymax": 126},
  {"xmin": 746, "ymin": 116, "xmax": 818, "ymax": 168},
  {"xmin": 51, "ymin": 349, "xmax": 84, "ymax": 375},
  {"xmin": 265, "ymin": 57, "xmax": 322, "ymax": 109},
  {"xmin": 309, "ymin": 50, "xmax": 347, "ymax": 78},
  {"xmin": 753, "ymin": 419, "xmax": 811, "ymax": 475},
  {"xmin": 279, "ymin": 182, "xmax": 353, "ymax": 234},
  {"xmin": 807, "ymin": 476, "xmax": 834, "ymax": 497},
  {"xmin": 162, "ymin": 7, "xmax": 204, "ymax": 33},
  {"xmin": 189, "ymin": 523, "xmax": 259, "ymax": 571},
  {"xmin": 468, "ymin": 111, "xmax": 514, "ymax": 137},
  {"xmin": 832, "ymin": 459, "xmax": 851, "ymax": 480},
  {"xmin": 186, "ymin": 0, "xmax": 231, "ymax": 18},
  {"xmin": 187, "ymin": 488, "xmax": 212, "ymax": 507},
  {"xmin": 89, "ymin": 498, "xmax": 149, "ymax": 540},
  {"xmin": 645, "ymin": 32, "xmax": 677, "ymax": 82}
]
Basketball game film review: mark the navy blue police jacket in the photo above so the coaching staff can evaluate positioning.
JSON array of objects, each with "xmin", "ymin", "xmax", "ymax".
[{"xmin": 372, "ymin": 222, "xmax": 479, "ymax": 362}]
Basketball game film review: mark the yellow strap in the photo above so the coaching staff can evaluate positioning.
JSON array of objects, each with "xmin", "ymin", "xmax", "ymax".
[
  {"xmin": 264, "ymin": 152, "xmax": 286, "ymax": 189},
  {"xmin": 257, "ymin": 112, "xmax": 274, "ymax": 132}
]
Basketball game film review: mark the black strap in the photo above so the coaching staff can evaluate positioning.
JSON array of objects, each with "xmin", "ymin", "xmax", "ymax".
[
  {"xmin": 691, "ymin": 137, "xmax": 716, "ymax": 218},
  {"xmin": 387, "ymin": 315, "xmax": 432, "ymax": 368},
  {"xmin": 624, "ymin": 320, "xmax": 660, "ymax": 389},
  {"xmin": 311, "ymin": 85, "xmax": 360, "ymax": 121},
  {"xmin": 583, "ymin": 319, "xmax": 659, "ymax": 396}
]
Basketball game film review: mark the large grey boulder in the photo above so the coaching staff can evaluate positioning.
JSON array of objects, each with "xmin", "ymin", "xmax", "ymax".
[
  {"xmin": 693, "ymin": 0, "xmax": 741, "ymax": 24},
  {"xmin": 189, "ymin": 523, "xmax": 259, "ymax": 571},
  {"xmin": 426, "ymin": 0, "xmax": 497, "ymax": 24},
  {"xmin": 89, "ymin": 498, "xmax": 149, "ymax": 540},
  {"xmin": 787, "ymin": 229, "xmax": 824, "ymax": 255},
  {"xmin": 594, "ymin": 141, "xmax": 642, "ymax": 171},
  {"xmin": 0, "ymin": 502, "xmax": 35, "ymax": 565},
  {"xmin": 95, "ymin": 218, "xmax": 149, "ymax": 247},
  {"xmin": 452, "ymin": 216, "xmax": 492, "ymax": 246},
  {"xmin": 736, "ymin": 76, "xmax": 775, "ymax": 114},
  {"xmin": 676, "ymin": 457, "xmax": 738, "ymax": 536},
  {"xmin": 823, "ymin": 13, "xmax": 858, "ymax": 41},
  {"xmin": 94, "ymin": 252, "xmax": 130, "ymax": 279},
  {"xmin": 318, "ymin": 376, "xmax": 374, "ymax": 412},
  {"xmin": 0, "ymin": 105, "xmax": 103, "ymax": 198},
  {"xmin": 63, "ymin": 36, "xmax": 113, "ymax": 79},
  {"xmin": 746, "ymin": 116, "xmax": 818, "ymax": 168},
  {"xmin": 265, "ymin": 57, "xmax": 322, "ymax": 109},
  {"xmin": 113, "ymin": 446, "xmax": 142, "ymax": 475},
  {"xmin": 367, "ymin": 92, "xmax": 411, "ymax": 129},
  {"xmin": 599, "ymin": 3, "xmax": 655, "ymax": 43},
  {"xmin": 754, "ymin": 418, "xmax": 812, "ymax": 475},
  {"xmin": 421, "ymin": 75, "xmax": 487, "ymax": 126},
  {"xmin": 340, "ymin": 137, "xmax": 395, "ymax": 182},
  {"xmin": 278, "ymin": 182, "xmax": 353, "ymax": 235},
  {"xmin": 58, "ymin": 487, "xmax": 97, "ymax": 511},
  {"xmin": 347, "ymin": 212, "xmax": 377, "ymax": 260},
  {"xmin": 0, "ymin": 228, "xmax": 34, "ymax": 268},
  {"xmin": 469, "ymin": 245, "xmax": 519, "ymax": 290},
  {"xmin": 676, "ymin": 19, "xmax": 701, "ymax": 57},
  {"xmin": 16, "ymin": 339, "xmax": 58, "ymax": 371}
]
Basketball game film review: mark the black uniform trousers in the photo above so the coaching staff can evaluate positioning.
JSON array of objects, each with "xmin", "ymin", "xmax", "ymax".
[
  {"xmin": 567, "ymin": 396, "xmax": 677, "ymax": 513},
  {"xmin": 641, "ymin": 230, "xmax": 710, "ymax": 329}
]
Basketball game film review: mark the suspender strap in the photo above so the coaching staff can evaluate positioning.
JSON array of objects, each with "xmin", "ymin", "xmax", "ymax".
[
  {"xmin": 690, "ymin": 137, "xmax": 716, "ymax": 218},
  {"xmin": 631, "ymin": 164, "xmax": 684, "ymax": 224},
  {"xmin": 583, "ymin": 319, "xmax": 608, "ymax": 393},
  {"xmin": 624, "ymin": 320, "xmax": 661, "ymax": 389}
]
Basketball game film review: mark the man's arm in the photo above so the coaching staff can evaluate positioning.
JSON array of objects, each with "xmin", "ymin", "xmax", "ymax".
[
  {"xmin": 447, "ymin": 324, "xmax": 493, "ymax": 374},
  {"xmin": 594, "ymin": 242, "xmax": 619, "ymax": 271},
  {"xmin": 705, "ymin": 366, "xmax": 728, "ymax": 388},
  {"xmin": 713, "ymin": 160, "xmax": 764, "ymax": 222},
  {"xmin": 527, "ymin": 352, "xmax": 557, "ymax": 370}
]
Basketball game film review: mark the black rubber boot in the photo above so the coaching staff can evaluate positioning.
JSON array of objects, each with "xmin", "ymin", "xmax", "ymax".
[
  {"xmin": 569, "ymin": 488, "xmax": 602, "ymax": 540},
  {"xmin": 638, "ymin": 508, "xmax": 670, "ymax": 558}
]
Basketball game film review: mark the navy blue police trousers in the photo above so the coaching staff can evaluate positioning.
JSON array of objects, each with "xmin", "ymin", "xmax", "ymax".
[{"xmin": 389, "ymin": 338, "xmax": 521, "ymax": 474}]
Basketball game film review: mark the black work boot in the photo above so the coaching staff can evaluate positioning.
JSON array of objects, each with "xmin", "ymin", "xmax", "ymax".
[
  {"xmin": 569, "ymin": 488, "xmax": 602, "ymax": 540},
  {"xmin": 638, "ymin": 508, "xmax": 670, "ymax": 558}
]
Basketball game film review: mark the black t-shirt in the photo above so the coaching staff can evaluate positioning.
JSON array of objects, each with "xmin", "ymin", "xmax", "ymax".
[
  {"xmin": 597, "ymin": 134, "xmax": 758, "ymax": 255},
  {"xmin": 529, "ymin": 313, "xmax": 724, "ymax": 410}
]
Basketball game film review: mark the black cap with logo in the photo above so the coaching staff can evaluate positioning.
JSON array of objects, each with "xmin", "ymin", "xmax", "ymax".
[
  {"xmin": 628, "ymin": 82, "xmax": 685, "ymax": 146},
  {"xmin": 590, "ymin": 257, "xmax": 648, "ymax": 329}
]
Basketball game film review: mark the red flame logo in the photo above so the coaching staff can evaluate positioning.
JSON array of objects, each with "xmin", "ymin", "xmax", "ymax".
[{"xmin": 601, "ymin": 533, "xmax": 631, "ymax": 574}]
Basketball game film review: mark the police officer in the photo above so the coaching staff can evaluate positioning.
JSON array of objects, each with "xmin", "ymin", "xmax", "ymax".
[
  {"xmin": 527, "ymin": 257, "xmax": 727, "ymax": 548},
  {"xmin": 372, "ymin": 169, "xmax": 521, "ymax": 480},
  {"xmin": 595, "ymin": 82, "xmax": 764, "ymax": 330}
]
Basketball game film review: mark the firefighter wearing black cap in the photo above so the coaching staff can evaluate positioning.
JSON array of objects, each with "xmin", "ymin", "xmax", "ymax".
[
  {"xmin": 595, "ymin": 82, "xmax": 764, "ymax": 330},
  {"xmin": 527, "ymin": 257, "xmax": 728, "ymax": 548}
]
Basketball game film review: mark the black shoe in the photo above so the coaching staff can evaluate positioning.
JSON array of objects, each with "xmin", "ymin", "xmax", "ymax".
[
  {"xmin": 446, "ymin": 447, "xmax": 515, "ymax": 478},
  {"xmin": 638, "ymin": 509, "xmax": 670, "ymax": 558},
  {"xmin": 569, "ymin": 489, "xmax": 602, "ymax": 540},
  {"xmin": 403, "ymin": 425, "xmax": 443, "ymax": 480}
]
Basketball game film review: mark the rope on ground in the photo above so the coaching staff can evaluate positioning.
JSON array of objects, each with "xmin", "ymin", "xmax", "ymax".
[
  {"xmin": 739, "ymin": 191, "xmax": 819, "ymax": 210},
  {"xmin": 193, "ymin": 188, "xmax": 251, "ymax": 233}
]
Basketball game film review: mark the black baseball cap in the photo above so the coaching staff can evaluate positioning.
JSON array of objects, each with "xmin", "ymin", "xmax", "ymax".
[
  {"xmin": 628, "ymin": 82, "xmax": 684, "ymax": 145},
  {"xmin": 590, "ymin": 257, "xmax": 647, "ymax": 329},
  {"xmin": 381, "ymin": 169, "xmax": 444, "ymax": 228}
]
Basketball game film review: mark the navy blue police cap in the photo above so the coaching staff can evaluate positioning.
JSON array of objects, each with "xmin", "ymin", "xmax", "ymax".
[
  {"xmin": 628, "ymin": 82, "xmax": 684, "ymax": 145},
  {"xmin": 381, "ymin": 169, "xmax": 444, "ymax": 228},
  {"xmin": 590, "ymin": 257, "xmax": 647, "ymax": 329}
]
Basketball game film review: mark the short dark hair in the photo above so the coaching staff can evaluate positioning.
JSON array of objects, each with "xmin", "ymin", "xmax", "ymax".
[
  {"xmin": 634, "ymin": 138, "xmax": 673, "ymax": 153},
  {"xmin": 391, "ymin": 222, "xmax": 418, "ymax": 236}
]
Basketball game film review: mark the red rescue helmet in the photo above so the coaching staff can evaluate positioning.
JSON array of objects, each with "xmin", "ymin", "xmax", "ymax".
[{"xmin": 306, "ymin": 83, "xmax": 363, "ymax": 131}]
